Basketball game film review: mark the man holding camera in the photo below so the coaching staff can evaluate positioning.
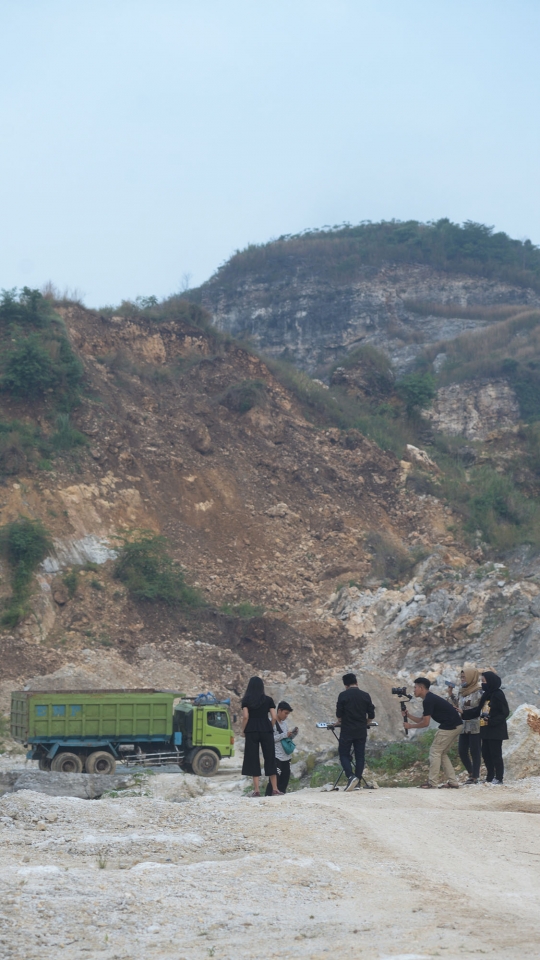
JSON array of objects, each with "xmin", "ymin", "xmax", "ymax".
[
  {"xmin": 404, "ymin": 677, "xmax": 463, "ymax": 788},
  {"xmin": 335, "ymin": 673, "xmax": 375, "ymax": 791}
]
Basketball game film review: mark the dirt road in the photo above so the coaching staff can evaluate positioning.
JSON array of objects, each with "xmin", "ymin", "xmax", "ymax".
[{"xmin": 1, "ymin": 780, "xmax": 540, "ymax": 959}]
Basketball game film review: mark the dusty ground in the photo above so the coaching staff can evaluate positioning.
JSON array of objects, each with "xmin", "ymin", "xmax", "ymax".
[{"xmin": 1, "ymin": 775, "xmax": 540, "ymax": 959}]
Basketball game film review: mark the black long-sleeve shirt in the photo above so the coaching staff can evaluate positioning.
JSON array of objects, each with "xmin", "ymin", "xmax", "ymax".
[
  {"xmin": 336, "ymin": 686, "xmax": 375, "ymax": 740},
  {"xmin": 462, "ymin": 689, "xmax": 509, "ymax": 740}
]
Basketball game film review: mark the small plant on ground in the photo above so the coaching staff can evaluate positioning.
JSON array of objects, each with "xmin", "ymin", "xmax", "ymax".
[
  {"xmin": 63, "ymin": 568, "xmax": 79, "ymax": 598},
  {"xmin": 50, "ymin": 414, "xmax": 87, "ymax": 451},
  {"xmin": 221, "ymin": 379, "xmax": 267, "ymax": 413},
  {"xmin": 114, "ymin": 531, "xmax": 203, "ymax": 606},
  {"xmin": 0, "ymin": 517, "xmax": 53, "ymax": 627}
]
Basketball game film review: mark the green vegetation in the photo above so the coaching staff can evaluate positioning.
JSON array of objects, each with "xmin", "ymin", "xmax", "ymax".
[
  {"xmin": 114, "ymin": 531, "xmax": 203, "ymax": 606},
  {"xmin": 396, "ymin": 372, "xmax": 436, "ymax": 416},
  {"xmin": 265, "ymin": 356, "xmax": 417, "ymax": 456},
  {"xmin": 100, "ymin": 294, "xmax": 211, "ymax": 330},
  {"xmin": 63, "ymin": 568, "xmax": 79, "ymax": 598},
  {"xmin": 0, "ymin": 517, "xmax": 53, "ymax": 627},
  {"xmin": 0, "ymin": 288, "xmax": 83, "ymax": 409},
  {"xmin": 50, "ymin": 414, "xmax": 87, "ymax": 451},
  {"xmin": 221, "ymin": 379, "xmax": 267, "ymax": 414},
  {"xmin": 220, "ymin": 601, "xmax": 265, "ymax": 618},
  {"xmin": 418, "ymin": 308, "xmax": 540, "ymax": 422},
  {"xmin": 196, "ymin": 220, "xmax": 540, "ymax": 293}
]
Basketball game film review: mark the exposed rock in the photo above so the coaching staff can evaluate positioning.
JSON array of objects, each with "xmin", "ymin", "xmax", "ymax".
[
  {"xmin": 0, "ymin": 771, "xmax": 137, "ymax": 799},
  {"xmin": 52, "ymin": 582, "xmax": 69, "ymax": 606},
  {"xmin": 187, "ymin": 424, "xmax": 212, "ymax": 454},
  {"xmin": 404, "ymin": 444, "xmax": 440, "ymax": 474},
  {"xmin": 503, "ymin": 705, "xmax": 540, "ymax": 779},
  {"xmin": 194, "ymin": 262, "xmax": 540, "ymax": 373},
  {"xmin": 424, "ymin": 379, "xmax": 520, "ymax": 440}
]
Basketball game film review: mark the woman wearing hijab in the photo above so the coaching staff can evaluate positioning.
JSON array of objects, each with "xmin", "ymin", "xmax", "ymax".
[
  {"xmin": 241, "ymin": 676, "xmax": 281, "ymax": 797},
  {"xmin": 458, "ymin": 666, "xmax": 483, "ymax": 784},
  {"xmin": 462, "ymin": 671, "xmax": 510, "ymax": 785}
]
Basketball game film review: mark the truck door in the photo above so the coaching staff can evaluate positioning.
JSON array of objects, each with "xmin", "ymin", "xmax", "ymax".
[{"xmin": 203, "ymin": 709, "xmax": 231, "ymax": 756}]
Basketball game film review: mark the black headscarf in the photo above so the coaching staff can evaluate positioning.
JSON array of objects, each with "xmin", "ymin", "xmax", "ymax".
[
  {"xmin": 479, "ymin": 670, "xmax": 502, "ymax": 708},
  {"xmin": 481, "ymin": 671, "xmax": 502, "ymax": 694},
  {"xmin": 242, "ymin": 676, "xmax": 266, "ymax": 710}
]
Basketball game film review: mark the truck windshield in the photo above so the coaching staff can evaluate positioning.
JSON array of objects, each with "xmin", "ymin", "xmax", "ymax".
[{"xmin": 206, "ymin": 711, "xmax": 229, "ymax": 729}]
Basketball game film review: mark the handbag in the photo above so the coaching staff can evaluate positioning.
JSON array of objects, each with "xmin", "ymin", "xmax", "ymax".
[{"xmin": 276, "ymin": 720, "xmax": 296, "ymax": 755}]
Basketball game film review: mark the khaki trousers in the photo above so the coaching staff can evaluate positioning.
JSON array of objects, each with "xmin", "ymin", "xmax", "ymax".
[{"xmin": 428, "ymin": 726, "xmax": 461, "ymax": 786}]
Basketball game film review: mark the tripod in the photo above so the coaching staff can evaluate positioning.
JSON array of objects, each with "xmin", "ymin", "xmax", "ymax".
[{"xmin": 316, "ymin": 722, "xmax": 377, "ymax": 790}]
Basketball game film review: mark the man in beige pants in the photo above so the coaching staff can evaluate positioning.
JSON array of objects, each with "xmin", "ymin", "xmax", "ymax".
[{"xmin": 404, "ymin": 677, "xmax": 463, "ymax": 789}]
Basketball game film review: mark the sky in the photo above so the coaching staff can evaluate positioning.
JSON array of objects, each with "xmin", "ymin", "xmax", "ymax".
[{"xmin": 1, "ymin": 0, "xmax": 539, "ymax": 306}]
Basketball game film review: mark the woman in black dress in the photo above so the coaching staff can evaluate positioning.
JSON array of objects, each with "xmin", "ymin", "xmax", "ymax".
[{"xmin": 241, "ymin": 676, "xmax": 281, "ymax": 797}]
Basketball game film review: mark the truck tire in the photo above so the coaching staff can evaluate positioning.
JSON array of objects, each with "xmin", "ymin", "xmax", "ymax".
[
  {"xmin": 51, "ymin": 752, "xmax": 83, "ymax": 774},
  {"xmin": 38, "ymin": 756, "xmax": 51, "ymax": 771},
  {"xmin": 191, "ymin": 749, "xmax": 219, "ymax": 777},
  {"xmin": 85, "ymin": 751, "xmax": 116, "ymax": 775}
]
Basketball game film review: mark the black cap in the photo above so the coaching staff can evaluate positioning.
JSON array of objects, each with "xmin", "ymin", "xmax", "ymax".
[{"xmin": 277, "ymin": 701, "xmax": 293, "ymax": 712}]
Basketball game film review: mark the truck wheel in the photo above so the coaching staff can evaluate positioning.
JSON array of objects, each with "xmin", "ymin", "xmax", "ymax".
[
  {"xmin": 38, "ymin": 757, "xmax": 51, "ymax": 771},
  {"xmin": 85, "ymin": 751, "xmax": 116, "ymax": 775},
  {"xmin": 51, "ymin": 752, "xmax": 83, "ymax": 774},
  {"xmin": 191, "ymin": 749, "xmax": 219, "ymax": 777}
]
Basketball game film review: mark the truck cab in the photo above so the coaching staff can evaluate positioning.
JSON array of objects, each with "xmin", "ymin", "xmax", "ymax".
[{"xmin": 174, "ymin": 701, "xmax": 234, "ymax": 776}]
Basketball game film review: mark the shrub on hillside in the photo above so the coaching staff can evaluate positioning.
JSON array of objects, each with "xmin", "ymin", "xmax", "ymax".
[
  {"xmin": 114, "ymin": 532, "xmax": 202, "ymax": 606},
  {"xmin": 221, "ymin": 379, "xmax": 267, "ymax": 413},
  {"xmin": 397, "ymin": 373, "xmax": 436, "ymax": 416},
  {"xmin": 0, "ymin": 517, "xmax": 53, "ymax": 627},
  {"xmin": 0, "ymin": 287, "xmax": 51, "ymax": 327},
  {"xmin": 1, "ymin": 334, "xmax": 83, "ymax": 405},
  {"xmin": 365, "ymin": 530, "xmax": 425, "ymax": 583}
]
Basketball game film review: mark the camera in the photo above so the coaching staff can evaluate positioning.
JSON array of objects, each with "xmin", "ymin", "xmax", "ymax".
[{"xmin": 391, "ymin": 686, "xmax": 408, "ymax": 697}]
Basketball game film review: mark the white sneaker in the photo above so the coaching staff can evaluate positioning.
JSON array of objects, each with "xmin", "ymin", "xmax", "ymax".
[{"xmin": 491, "ymin": 778, "xmax": 503, "ymax": 785}]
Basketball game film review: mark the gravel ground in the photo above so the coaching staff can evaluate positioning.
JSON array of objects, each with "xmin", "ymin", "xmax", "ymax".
[{"xmin": 1, "ymin": 778, "xmax": 540, "ymax": 959}]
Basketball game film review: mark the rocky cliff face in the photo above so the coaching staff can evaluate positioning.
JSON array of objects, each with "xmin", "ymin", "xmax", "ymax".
[
  {"xmin": 195, "ymin": 263, "xmax": 540, "ymax": 374},
  {"xmin": 425, "ymin": 379, "xmax": 521, "ymax": 440}
]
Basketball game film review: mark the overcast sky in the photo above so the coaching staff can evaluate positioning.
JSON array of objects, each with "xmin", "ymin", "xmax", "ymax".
[{"xmin": 1, "ymin": 0, "xmax": 539, "ymax": 306}]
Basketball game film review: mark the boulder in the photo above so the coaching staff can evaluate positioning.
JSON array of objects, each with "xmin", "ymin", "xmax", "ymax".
[
  {"xmin": 0, "ymin": 771, "xmax": 137, "ymax": 799},
  {"xmin": 503, "ymin": 704, "xmax": 540, "ymax": 779},
  {"xmin": 188, "ymin": 424, "xmax": 212, "ymax": 454}
]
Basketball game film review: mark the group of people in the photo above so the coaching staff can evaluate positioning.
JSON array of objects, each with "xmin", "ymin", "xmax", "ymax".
[
  {"xmin": 240, "ymin": 672, "xmax": 375, "ymax": 795},
  {"xmin": 240, "ymin": 665, "xmax": 510, "ymax": 794},
  {"xmin": 404, "ymin": 667, "xmax": 510, "ymax": 788},
  {"xmin": 240, "ymin": 676, "xmax": 298, "ymax": 796}
]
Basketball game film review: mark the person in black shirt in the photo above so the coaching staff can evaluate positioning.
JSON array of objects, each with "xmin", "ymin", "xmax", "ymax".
[
  {"xmin": 404, "ymin": 677, "xmax": 463, "ymax": 789},
  {"xmin": 461, "ymin": 671, "xmax": 509, "ymax": 785},
  {"xmin": 241, "ymin": 676, "xmax": 281, "ymax": 797},
  {"xmin": 335, "ymin": 673, "xmax": 375, "ymax": 791}
]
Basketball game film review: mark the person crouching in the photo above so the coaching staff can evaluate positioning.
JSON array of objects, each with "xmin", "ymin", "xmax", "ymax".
[{"xmin": 264, "ymin": 701, "xmax": 298, "ymax": 796}]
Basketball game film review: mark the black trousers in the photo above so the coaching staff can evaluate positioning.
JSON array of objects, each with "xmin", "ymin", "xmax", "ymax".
[
  {"xmin": 339, "ymin": 736, "xmax": 366, "ymax": 780},
  {"xmin": 242, "ymin": 730, "xmax": 277, "ymax": 777},
  {"xmin": 459, "ymin": 732, "xmax": 482, "ymax": 779},
  {"xmin": 482, "ymin": 739, "xmax": 504, "ymax": 782},
  {"xmin": 264, "ymin": 758, "xmax": 291, "ymax": 795}
]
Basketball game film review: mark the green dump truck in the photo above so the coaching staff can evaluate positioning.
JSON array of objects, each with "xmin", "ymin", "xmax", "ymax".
[{"xmin": 11, "ymin": 689, "xmax": 235, "ymax": 777}]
